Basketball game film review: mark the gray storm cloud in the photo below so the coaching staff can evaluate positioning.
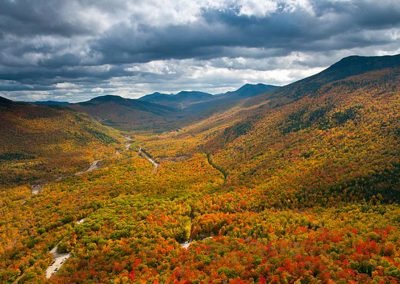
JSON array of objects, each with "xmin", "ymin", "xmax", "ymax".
[{"xmin": 0, "ymin": 0, "xmax": 399, "ymax": 102}]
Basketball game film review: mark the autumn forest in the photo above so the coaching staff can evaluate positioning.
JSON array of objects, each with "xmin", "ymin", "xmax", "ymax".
[{"xmin": 0, "ymin": 53, "xmax": 399, "ymax": 283}]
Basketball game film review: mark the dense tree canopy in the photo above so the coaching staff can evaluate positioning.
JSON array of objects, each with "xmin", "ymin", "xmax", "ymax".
[{"xmin": 1, "ymin": 66, "xmax": 399, "ymax": 283}]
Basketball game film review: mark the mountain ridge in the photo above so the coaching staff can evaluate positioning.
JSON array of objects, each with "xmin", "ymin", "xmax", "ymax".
[
  {"xmin": 270, "ymin": 54, "xmax": 400, "ymax": 99},
  {"xmin": 220, "ymin": 83, "xmax": 279, "ymax": 98}
]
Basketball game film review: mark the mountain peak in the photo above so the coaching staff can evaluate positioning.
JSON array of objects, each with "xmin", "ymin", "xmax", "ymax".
[
  {"xmin": 175, "ymin": 91, "xmax": 213, "ymax": 98},
  {"xmin": 87, "ymin": 95, "xmax": 127, "ymax": 103},
  {"xmin": 224, "ymin": 83, "xmax": 279, "ymax": 98},
  {"xmin": 139, "ymin": 90, "xmax": 213, "ymax": 109},
  {"xmin": 34, "ymin": 100, "xmax": 70, "ymax": 106}
]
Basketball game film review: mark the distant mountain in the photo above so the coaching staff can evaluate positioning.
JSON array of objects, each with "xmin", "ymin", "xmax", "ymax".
[
  {"xmin": 222, "ymin": 83, "xmax": 279, "ymax": 98},
  {"xmin": 71, "ymin": 95, "xmax": 179, "ymax": 131},
  {"xmin": 176, "ymin": 91, "xmax": 213, "ymax": 99},
  {"xmin": 140, "ymin": 91, "xmax": 213, "ymax": 109},
  {"xmin": 34, "ymin": 100, "xmax": 70, "ymax": 106},
  {"xmin": 138, "ymin": 84, "xmax": 279, "ymax": 119},
  {"xmin": 140, "ymin": 92, "xmax": 169, "ymax": 101},
  {"xmin": 178, "ymin": 83, "xmax": 279, "ymax": 119},
  {"xmin": 73, "ymin": 86, "xmax": 281, "ymax": 131},
  {"xmin": 79, "ymin": 84, "xmax": 278, "ymax": 130},
  {"xmin": 81, "ymin": 95, "xmax": 175, "ymax": 114},
  {"xmin": 140, "ymin": 85, "xmax": 279, "ymax": 108}
]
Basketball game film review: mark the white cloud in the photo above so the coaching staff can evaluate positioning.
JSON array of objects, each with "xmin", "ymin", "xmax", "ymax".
[
  {"xmin": 91, "ymin": 87, "xmax": 105, "ymax": 93},
  {"xmin": 54, "ymin": 82, "xmax": 79, "ymax": 89},
  {"xmin": 238, "ymin": 0, "xmax": 278, "ymax": 17}
]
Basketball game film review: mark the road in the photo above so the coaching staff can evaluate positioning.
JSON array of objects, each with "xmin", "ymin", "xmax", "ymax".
[
  {"xmin": 138, "ymin": 147, "xmax": 159, "ymax": 172},
  {"xmin": 75, "ymin": 160, "xmax": 101, "ymax": 176},
  {"xmin": 124, "ymin": 135, "xmax": 132, "ymax": 150},
  {"xmin": 31, "ymin": 184, "xmax": 42, "ymax": 195},
  {"xmin": 180, "ymin": 237, "xmax": 213, "ymax": 249},
  {"xmin": 45, "ymin": 218, "xmax": 86, "ymax": 279},
  {"xmin": 45, "ymin": 245, "xmax": 71, "ymax": 279}
]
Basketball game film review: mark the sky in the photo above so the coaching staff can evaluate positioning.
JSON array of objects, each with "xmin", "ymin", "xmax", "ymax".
[{"xmin": 0, "ymin": 0, "xmax": 399, "ymax": 102}]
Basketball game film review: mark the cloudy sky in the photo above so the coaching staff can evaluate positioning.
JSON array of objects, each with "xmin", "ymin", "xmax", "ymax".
[{"xmin": 0, "ymin": 0, "xmax": 399, "ymax": 102}]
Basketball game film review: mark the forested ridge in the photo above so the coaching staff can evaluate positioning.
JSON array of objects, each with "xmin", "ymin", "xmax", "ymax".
[{"xmin": 0, "ymin": 102, "xmax": 120, "ymax": 186}]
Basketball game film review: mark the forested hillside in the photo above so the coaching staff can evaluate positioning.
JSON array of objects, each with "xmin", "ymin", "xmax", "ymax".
[
  {"xmin": 210, "ymin": 66, "xmax": 400, "ymax": 203},
  {"xmin": 0, "ymin": 99, "xmax": 120, "ymax": 186}
]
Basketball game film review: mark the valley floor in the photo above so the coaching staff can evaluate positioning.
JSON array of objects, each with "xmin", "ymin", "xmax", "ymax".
[{"xmin": 1, "ymin": 129, "xmax": 399, "ymax": 283}]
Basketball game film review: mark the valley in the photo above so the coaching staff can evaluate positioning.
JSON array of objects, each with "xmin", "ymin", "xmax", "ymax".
[{"xmin": 0, "ymin": 55, "xmax": 399, "ymax": 283}]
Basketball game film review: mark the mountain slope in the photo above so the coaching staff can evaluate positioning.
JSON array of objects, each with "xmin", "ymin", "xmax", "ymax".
[
  {"xmin": 204, "ymin": 63, "xmax": 400, "ymax": 206},
  {"xmin": 71, "ymin": 95, "xmax": 179, "ymax": 131},
  {"xmin": 0, "ymin": 96, "xmax": 13, "ymax": 105},
  {"xmin": 0, "ymin": 98, "xmax": 119, "ymax": 186},
  {"xmin": 270, "ymin": 54, "xmax": 400, "ymax": 99}
]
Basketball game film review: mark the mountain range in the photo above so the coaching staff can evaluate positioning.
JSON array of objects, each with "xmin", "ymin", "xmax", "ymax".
[
  {"xmin": 25, "ymin": 54, "xmax": 399, "ymax": 133},
  {"xmin": 32, "ymin": 83, "xmax": 280, "ymax": 131}
]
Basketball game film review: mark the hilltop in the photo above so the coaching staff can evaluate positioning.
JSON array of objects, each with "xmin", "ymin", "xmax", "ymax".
[{"xmin": 139, "ymin": 91, "xmax": 214, "ymax": 108}]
